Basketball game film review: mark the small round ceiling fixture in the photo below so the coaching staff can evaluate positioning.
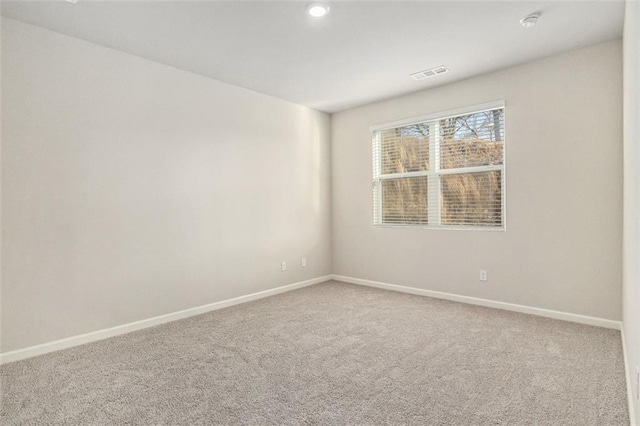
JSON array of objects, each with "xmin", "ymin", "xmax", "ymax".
[
  {"xmin": 520, "ymin": 14, "xmax": 540, "ymax": 28},
  {"xmin": 307, "ymin": 2, "xmax": 330, "ymax": 18}
]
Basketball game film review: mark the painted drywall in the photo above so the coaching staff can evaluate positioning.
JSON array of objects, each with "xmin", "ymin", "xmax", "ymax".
[
  {"xmin": 332, "ymin": 40, "xmax": 623, "ymax": 321},
  {"xmin": 1, "ymin": 18, "xmax": 332, "ymax": 353},
  {"xmin": 623, "ymin": 0, "xmax": 640, "ymax": 422},
  {"xmin": 0, "ymin": 16, "xmax": 3, "ymax": 356}
]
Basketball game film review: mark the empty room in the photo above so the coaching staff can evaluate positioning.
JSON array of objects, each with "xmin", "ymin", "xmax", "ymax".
[{"xmin": 1, "ymin": 0, "xmax": 639, "ymax": 424}]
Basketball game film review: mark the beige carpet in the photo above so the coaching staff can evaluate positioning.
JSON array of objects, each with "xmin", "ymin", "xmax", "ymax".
[{"xmin": 0, "ymin": 281, "xmax": 629, "ymax": 425}]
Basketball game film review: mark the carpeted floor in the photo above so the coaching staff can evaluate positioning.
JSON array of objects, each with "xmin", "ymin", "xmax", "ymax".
[{"xmin": 0, "ymin": 280, "xmax": 629, "ymax": 425}]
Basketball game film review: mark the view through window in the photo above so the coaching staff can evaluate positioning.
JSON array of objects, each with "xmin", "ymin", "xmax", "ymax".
[{"xmin": 372, "ymin": 103, "xmax": 505, "ymax": 229}]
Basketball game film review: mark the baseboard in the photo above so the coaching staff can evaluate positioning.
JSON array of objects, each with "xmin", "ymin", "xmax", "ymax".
[
  {"xmin": 622, "ymin": 326, "xmax": 638, "ymax": 426},
  {"xmin": 331, "ymin": 275, "xmax": 621, "ymax": 330},
  {"xmin": 0, "ymin": 275, "xmax": 332, "ymax": 365},
  {"xmin": 1, "ymin": 274, "xmax": 621, "ymax": 365}
]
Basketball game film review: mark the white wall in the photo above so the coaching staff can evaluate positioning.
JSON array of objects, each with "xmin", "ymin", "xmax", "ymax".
[
  {"xmin": 0, "ymin": 18, "xmax": 332, "ymax": 353},
  {"xmin": 332, "ymin": 40, "xmax": 623, "ymax": 321},
  {"xmin": 623, "ymin": 0, "xmax": 640, "ymax": 423},
  {"xmin": 0, "ymin": 16, "xmax": 4, "ymax": 356}
]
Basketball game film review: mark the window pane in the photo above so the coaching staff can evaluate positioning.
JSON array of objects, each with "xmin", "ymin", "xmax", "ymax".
[
  {"xmin": 382, "ymin": 177, "xmax": 429, "ymax": 224},
  {"xmin": 441, "ymin": 171, "xmax": 502, "ymax": 226},
  {"xmin": 440, "ymin": 109, "xmax": 504, "ymax": 170},
  {"xmin": 380, "ymin": 123, "xmax": 429, "ymax": 175}
]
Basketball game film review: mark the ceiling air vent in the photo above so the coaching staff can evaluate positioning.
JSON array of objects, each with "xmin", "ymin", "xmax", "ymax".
[{"xmin": 410, "ymin": 66, "xmax": 449, "ymax": 81}]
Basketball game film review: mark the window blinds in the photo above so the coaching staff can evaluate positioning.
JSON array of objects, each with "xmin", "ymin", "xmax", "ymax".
[{"xmin": 372, "ymin": 103, "xmax": 505, "ymax": 229}]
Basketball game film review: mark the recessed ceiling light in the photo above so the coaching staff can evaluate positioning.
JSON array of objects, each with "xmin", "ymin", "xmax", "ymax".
[
  {"xmin": 65, "ymin": 0, "xmax": 78, "ymax": 3},
  {"xmin": 307, "ymin": 2, "xmax": 330, "ymax": 18},
  {"xmin": 520, "ymin": 14, "xmax": 540, "ymax": 28}
]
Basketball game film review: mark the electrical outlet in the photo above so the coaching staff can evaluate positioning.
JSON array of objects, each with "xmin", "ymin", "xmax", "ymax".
[
  {"xmin": 479, "ymin": 270, "xmax": 488, "ymax": 281},
  {"xmin": 301, "ymin": 257, "xmax": 307, "ymax": 268},
  {"xmin": 281, "ymin": 261, "xmax": 287, "ymax": 272}
]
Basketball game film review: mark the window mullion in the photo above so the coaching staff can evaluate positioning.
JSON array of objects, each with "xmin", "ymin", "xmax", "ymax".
[
  {"xmin": 428, "ymin": 120, "xmax": 441, "ymax": 225},
  {"xmin": 379, "ymin": 171, "xmax": 431, "ymax": 179},
  {"xmin": 438, "ymin": 164, "xmax": 503, "ymax": 175}
]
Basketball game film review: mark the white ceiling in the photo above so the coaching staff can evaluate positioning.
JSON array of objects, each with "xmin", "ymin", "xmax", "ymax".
[{"xmin": 1, "ymin": 1, "xmax": 624, "ymax": 113}]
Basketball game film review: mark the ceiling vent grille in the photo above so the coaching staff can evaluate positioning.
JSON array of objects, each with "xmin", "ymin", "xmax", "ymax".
[{"xmin": 410, "ymin": 66, "xmax": 449, "ymax": 81}]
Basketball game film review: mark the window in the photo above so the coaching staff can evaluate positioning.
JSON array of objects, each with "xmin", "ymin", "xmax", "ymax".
[{"xmin": 372, "ymin": 102, "xmax": 505, "ymax": 229}]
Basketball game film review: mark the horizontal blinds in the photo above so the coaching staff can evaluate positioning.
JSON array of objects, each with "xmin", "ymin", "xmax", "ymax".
[
  {"xmin": 439, "ymin": 109, "xmax": 504, "ymax": 170},
  {"xmin": 441, "ymin": 171, "xmax": 502, "ymax": 226},
  {"xmin": 379, "ymin": 124, "xmax": 430, "ymax": 175},
  {"xmin": 372, "ymin": 105, "xmax": 505, "ymax": 228},
  {"xmin": 381, "ymin": 177, "xmax": 429, "ymax": 224}
]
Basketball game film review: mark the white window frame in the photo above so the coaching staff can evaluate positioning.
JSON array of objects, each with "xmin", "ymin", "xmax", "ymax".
[{"xmin": 372, "ymin": 100, "xmax": 506, "ymax": 231}]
